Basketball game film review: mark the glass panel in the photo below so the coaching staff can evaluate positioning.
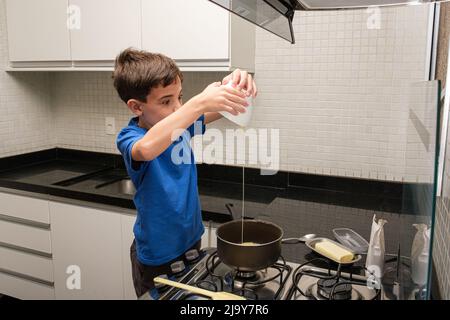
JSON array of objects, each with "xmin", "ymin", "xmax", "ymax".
[
  {"xmin": 397, "ymin": 81, "xmax": 440, "ymax": 300},
  {"xmin": 253, "ymin": 85, "xmax": 440, "ymax": 300},
  {"xmin": 233, "ymin": 3, "xmax": 440, "ymax": 300}
]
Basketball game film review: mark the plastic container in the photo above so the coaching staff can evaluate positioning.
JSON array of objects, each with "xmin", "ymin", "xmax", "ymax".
[
  {"xmin": 332, "ymin": 228, "xmax": 369, "ymax": 254},
  {"xmin": 411, "ymin": 224, "xmax": 430, "ymax": 286},
  {"xmin": 365, "ymin": 215, "xmax": 387, "ymax": 278},
  {"xmin": 305, "ymin": 237, "xmax": 361, "ymax": 265},
  {"xmin": 219, "ymin": 81, "xmax": 253, "ymax": 127}
]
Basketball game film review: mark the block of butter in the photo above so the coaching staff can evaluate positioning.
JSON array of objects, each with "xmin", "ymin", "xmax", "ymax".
[{"xmin": 314, "ymin": 240, "xmax": 354, "ymax": 263}]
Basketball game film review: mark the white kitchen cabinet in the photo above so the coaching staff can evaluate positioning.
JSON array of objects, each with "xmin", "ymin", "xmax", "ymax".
[
  {"xmin": 5, "ymin": 0, "xmax": 71, "ymax": 63},
  {"xmin": 142, "ymin": 0, "xmax": 255, "ymax": 71},
  {"xmin": 0, "ymin": 191, "xmax": 55, "ymax": 300},
  {"xmin": 0, "ymin": 191, "xmax": 52, "ymax": 256},
  {"xmin": 142, "ymin": 0, "xmax": 228, "ymax": 61},
  {"xmin": 49, "ymin": 201, "xmax": 124, "ymax": 299},
  {"xmin": 5, "ymin": 0, "xmax": 255, "ymax": 71},
  {"xmin": 69, "ymin": 0, "xmax": 141, "ymax": 62},
  {"xmin": 121, "ymin": 214, "xmax": 136, "ymax": 300}
]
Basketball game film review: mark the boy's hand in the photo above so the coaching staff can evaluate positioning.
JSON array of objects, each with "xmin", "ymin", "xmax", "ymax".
[
  {"xmin": 222, "ymin": 69, "xmax": 258, "ymax": 98},
  {"xmin": 196, "ymin": 82, "xmax": 248, "ymax": 116}
]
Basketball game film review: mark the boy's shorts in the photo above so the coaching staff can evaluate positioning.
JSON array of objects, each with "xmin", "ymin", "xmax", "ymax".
[{"xmin": 130, "ymin": 238, "xmax": 201, "ymax": 298}]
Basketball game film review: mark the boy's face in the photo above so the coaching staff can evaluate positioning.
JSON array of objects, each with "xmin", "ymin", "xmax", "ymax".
[{"xmin": 129, "ymin": 76, "xmax": 183, "ymax": 129}]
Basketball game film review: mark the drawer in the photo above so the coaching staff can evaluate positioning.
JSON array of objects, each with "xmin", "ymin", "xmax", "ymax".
[
  {"xmin": 0, "ymin": 192, "xmax": 49, "ymax": 224},
  {"xmin": 0, "ymin": 271, "xmax": 54, "ymax": 300},
  {"xmin": 0, "ymin": 220, "xmax": 52, "ymax": 254},
  {"xmin": 0, "ymin": 246, "xmax": 53, "ymax": 282}
]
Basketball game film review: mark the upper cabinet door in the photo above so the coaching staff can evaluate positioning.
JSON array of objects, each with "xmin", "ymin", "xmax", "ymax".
[
  {"xmin": 69, "ymin": 0, "xmax": 141, "ymax": 61},
  {"xmin": 141, "ymin": 0, "xmax": 229, "ymax": 61},
  {"xmin": 6, "ymin": 0, "xmax": 71, "ymax": 62}
]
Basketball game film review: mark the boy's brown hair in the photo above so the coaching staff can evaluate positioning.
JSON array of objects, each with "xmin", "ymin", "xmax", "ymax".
[{"xmin": 113, "ymin": 48, "xmax": 183, "ymax": 104}]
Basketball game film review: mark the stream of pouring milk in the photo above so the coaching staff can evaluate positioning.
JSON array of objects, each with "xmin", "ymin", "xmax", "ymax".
[
  {"xmin": 221, "ymin": 81, "xmax": 251, "ymax": 245},
  {"xmin": 241, "ymin": 163, "xmax": 245, "ymax": 243}
]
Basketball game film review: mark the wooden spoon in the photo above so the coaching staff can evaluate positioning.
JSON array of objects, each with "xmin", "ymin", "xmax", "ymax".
[{"xmin": 153, "ymin": 277, "xmax": 246, "ymax": 300}]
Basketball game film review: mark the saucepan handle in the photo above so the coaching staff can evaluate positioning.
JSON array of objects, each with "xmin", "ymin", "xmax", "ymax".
[{"xmin": 281, "ymin": 238, "xmax": 302, "ymax": 244}]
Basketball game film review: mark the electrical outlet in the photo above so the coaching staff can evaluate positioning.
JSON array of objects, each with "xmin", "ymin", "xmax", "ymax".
[{"xmin": 105, "ymin": 117, "xmax": 116, "ymax": 135}]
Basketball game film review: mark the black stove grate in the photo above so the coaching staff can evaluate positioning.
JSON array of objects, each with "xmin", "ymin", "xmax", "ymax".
[
  {"xmin": 287, "ymin": 258, "xmax": 381, "ymax": 300},
  {"xmin": 200, "ymin": 250, "xmax": 292, "ymax": 300}
]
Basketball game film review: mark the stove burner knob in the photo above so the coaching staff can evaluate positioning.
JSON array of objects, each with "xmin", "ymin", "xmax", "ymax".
[
  {"xmin": 185, "ymin": 249, "xmax": 200, "ymax": 262},
  {"xmin": 170, "ymin": 260, "xmax": 186, "ymax": 275},
  {"xmin": 154, "ymin": 274, "xmax": 169, "ymax": 292}
]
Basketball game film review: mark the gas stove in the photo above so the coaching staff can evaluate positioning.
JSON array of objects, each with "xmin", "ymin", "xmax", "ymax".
[
  {"xmin": 140, "ymin": 248, "xmax": 383, "ymax": 301},
  {"xmin": 286, "ymin": 258, "xmax": 381, "ymax": 300}
]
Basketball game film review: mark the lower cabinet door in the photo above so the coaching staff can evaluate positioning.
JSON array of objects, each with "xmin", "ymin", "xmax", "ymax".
[{"xmin": 49, "ymin": 201, "xmax": 124, "ymax": 299}]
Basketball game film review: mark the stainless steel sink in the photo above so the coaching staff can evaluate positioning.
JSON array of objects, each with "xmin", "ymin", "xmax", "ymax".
[{"xmin": 96, "ymin": 178, "xmax": 136, "ymax": 195}]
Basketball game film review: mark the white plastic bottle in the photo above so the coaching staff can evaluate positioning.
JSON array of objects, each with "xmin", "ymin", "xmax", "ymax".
[
  {"xmin": 219, "ymin": 81, "xmax": 253, "ymax": 127},
  {"xmin": 411, "ymin": 224, "xmax": 430, "ymax": 286},
  {"xmin": 365, "ymin": 215, "xmax": 387, "ymax": 279}
]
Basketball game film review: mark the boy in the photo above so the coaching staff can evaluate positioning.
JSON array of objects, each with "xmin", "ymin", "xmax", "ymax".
[{"xmin": 113, "ymin": 48, "xmax": 257, "ymax": 298}]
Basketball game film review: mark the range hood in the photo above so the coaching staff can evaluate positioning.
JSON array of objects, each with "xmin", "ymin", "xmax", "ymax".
[{"xmin": 208, "ymin": 0, "xmax": 444, "ymax": 44}]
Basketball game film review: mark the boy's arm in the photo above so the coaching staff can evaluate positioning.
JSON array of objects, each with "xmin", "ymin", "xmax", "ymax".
[
  {"xmin": 204, "ymin": 112, "xmax": 223, "ymax": 124},
  {"xmin": 132, "ymin": 99, "xmax": 202, "ymax": 162},
  {"xmin": 132, "ymin": 84, "xmax": 248, "ymax": 162}
]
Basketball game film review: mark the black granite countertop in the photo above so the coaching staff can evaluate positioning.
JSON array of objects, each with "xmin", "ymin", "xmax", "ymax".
[{"xmin": 0, "ymin": 148, "xmax": 426, "ymax": 265}]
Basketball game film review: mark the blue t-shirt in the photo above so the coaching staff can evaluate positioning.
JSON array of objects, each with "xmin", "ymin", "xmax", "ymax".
[{"xmin": 116, "ymin": 116, "xmax": 205, "ymax": 266}]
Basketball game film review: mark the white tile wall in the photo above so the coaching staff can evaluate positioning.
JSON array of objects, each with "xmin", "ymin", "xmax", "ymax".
[
  {"xmin": 51, "ymin": 72, "xmax": 229, "ymax": 154},
  {"xmin": 0, "ymin": 0, "xmax": 55, "ymax": 158},
  {"xmin": 208, "ymin": 5, "xmax": 434, "ymax": 183},
  {"xmin": 0, "ymin": 1, "xmax": 436, "ymax": 185},
  {"xmin": 52, "ymin": 72, "xmax": 129, "ymax": 154}
]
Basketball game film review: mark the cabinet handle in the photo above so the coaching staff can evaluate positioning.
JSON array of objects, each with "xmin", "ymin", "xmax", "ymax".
[
  {"xmin": 0, "ymin": 242, "xmax": 52, "ymax": 259},
  {"xmin": 0, "ymin": 267, "xmax": 54, "ymax": 287},
  {"xmin": 0, "ymin": 213, "xmax": 50, "ymax": 230}
]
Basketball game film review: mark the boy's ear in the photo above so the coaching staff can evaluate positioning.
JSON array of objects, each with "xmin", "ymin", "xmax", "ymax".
[{"xmin": 126, "ymin": 99, "xmax": 144, "ymax": 116}]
